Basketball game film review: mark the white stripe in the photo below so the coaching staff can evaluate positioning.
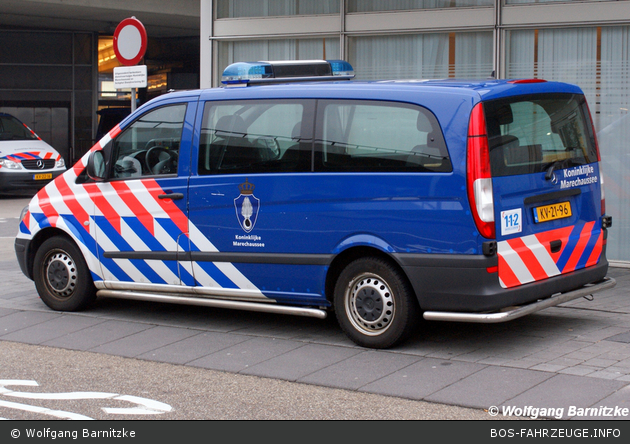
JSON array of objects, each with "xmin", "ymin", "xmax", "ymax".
[
  {"xmin": 1, "ymin": 380, "xmax": 171, "ymax": 416},
  {"xmin": 152, "ymin": 218, "xmax": 181, "ymax": 251},
  {"xmin": 120, "ymin": 219, "xmax": 181, "ymax": 285},
  {"xmin": 6, "ymin": 390, "xmax": 117, "ymax": 400},
  {"xmin": 98, "ymin": 132, "xmax": 112, "ymax": 149},
  {"xmin": 127, "ymin": 179, "xmax": 170, "ymax": 218},
  {"xmin": 521, "ymin": 234, "xmax": 561, "ymax": 277},
  {"xmin": 188, "ymin": 223, "xmax": 262, "ymax": 293},
  {"xmin": 39, "ymin": 177, "xmax": 71, "ymax": 216},
  {"xmin": 95, "ymin": 181, "xmax": 135, "ymax": 218},
  {"xmin": 498, "ymin": 241, "xmax": 534, "ymax": 285},
  {"xmin": 93, "ymin": 222, "xmax": 147, "ymax": 283},
  {"xmin": 188, "ymin": 262, "xmax": 221, "ymax": 288},
  {"xmin": 105, "ymin": 395, "xmax": 172, "ymax": 414},
  {"xmin": 0, "ymin": 399, "xmax": 93, "ymax": 420},
  {"xmin": 53, "ymin": 217, "xmax": 102, "ymax": 279}
]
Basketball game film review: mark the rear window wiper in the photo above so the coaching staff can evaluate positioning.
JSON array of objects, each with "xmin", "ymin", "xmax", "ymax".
[{"xmin": 543, "ymin": 159, "xmax": 570, "ymax": 181}]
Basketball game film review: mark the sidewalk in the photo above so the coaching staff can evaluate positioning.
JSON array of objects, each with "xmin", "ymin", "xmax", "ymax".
[{"xmin": 1, "ymin": 243, "xmax": 629, "ymax": 420}]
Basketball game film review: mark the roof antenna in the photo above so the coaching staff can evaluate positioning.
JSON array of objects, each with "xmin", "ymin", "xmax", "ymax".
[{"xmin": 487, "ymin": 70, "xmax": 496, "ymax": 79}]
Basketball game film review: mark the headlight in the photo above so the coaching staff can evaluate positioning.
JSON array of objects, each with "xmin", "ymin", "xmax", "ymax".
[
  {"xmin": 0, "ymin": 158, "xmax": 22, "ymax": 169},
  {"xmin": 19, "ymin": 205, "xmax": 30, "ymax": 223},
  {"xmin": 55, "ymin": 158, "xmax": 65, "ymax": 168}
]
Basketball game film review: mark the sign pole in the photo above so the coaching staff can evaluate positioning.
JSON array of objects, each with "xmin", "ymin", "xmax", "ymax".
[
  {"xmin": 131, "ymin": 87, "xmax": 137, "ymax": 113},
  {"xmin": 112, "ymin": 17, "xmax": 148, "ymax": 114}
]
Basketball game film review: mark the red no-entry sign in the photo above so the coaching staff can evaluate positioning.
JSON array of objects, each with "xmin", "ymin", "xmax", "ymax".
[{"xmin": 113, "ymin": 17, "xmax": 147, "ymax": 66}]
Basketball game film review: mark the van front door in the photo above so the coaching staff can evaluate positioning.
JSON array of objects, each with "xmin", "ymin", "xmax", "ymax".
[{"xmin": 93, "ymin": 102, "xmax": 195, "ymax": 288}]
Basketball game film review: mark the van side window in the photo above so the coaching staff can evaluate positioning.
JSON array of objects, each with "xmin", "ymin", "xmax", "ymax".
[
  {"xmin": 198, "ymin": 101, "xmax": 308, "ymax": 175},
  {"xmin": 315, "ymin": 100, "xmax": 451, "ymax": 172},
  {"xmin": 111, "ymin": 104, "xmax": 186, "ymax": 179}
]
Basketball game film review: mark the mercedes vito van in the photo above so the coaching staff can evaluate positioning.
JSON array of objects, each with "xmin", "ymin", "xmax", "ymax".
[
  {"xmin": 15, "ymin": 60, "xmax": 615, "ymax": 348},
  {"xmin": 0, "ymin": 112, "xmax": 66, "ymax": 194}
]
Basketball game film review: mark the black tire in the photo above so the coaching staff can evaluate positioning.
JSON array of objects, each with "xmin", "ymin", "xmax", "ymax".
[
  {"xmin": 33, "ymin": 236, "xmax": 97, "ymax": 311},
  {"xmin": 334, "ymin": 257, "xmax": 420, "ymax": 349}
]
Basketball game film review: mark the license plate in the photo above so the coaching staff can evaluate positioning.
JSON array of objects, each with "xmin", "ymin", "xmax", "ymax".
[
  {"xmin": 533, "ymin": 201, "xmax": 572, "ymax": 223},
  {"xmin": 33, "ymin": 173, "xmax": 52, "ymax": 180}
]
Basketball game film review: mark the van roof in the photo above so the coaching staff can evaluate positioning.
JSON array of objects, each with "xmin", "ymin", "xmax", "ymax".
[{"xmin": 143, "ymin": 78, "xmax": 585, "ymax": 114}]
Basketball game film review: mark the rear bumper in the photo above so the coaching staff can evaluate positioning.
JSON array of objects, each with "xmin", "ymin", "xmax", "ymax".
[
  {"xmin": 423, "ymin": 276, "xmax": 616, "ymax": 323},
  {"xmin": 395, "ymin": 251, "xmax": 611, "ymax": 313}
]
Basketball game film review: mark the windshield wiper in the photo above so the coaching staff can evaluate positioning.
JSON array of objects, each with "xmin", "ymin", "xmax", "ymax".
[{"xmin": 544, "ymin": 159, "xmax": 569, "ymax": 181}]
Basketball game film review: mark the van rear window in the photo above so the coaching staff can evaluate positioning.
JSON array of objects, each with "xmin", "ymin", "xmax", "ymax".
[{"xmin": 484, "ymin": 94, "xmax": 598, "ymax": 177}]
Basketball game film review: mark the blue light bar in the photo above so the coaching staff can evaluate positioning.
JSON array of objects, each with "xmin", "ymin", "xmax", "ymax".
[
  {"xmin": 221, "ymin": 62, "xmax": 274, "ymax": 85},
  {"xmin": 328, "ymin": 60, "xmax": 354, "ymax": 77},
  {"xmin": 221, "ymin": 60, "xmax": 355, "ymax": 86}
]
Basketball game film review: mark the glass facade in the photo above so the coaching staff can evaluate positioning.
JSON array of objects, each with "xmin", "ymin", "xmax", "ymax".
[
  {"xmin": 347, "ymin": 0, "xmax": 492, "ymax": 12},
  {"xmin": 218, "ymin": 38, "xmax": 340, "ymax": 70},
  {"xmin": 506, "ymin": 0, "xmax": 627, "ymax": 4},
  {"xmin": 217, "ymin": 0, "xmax": 339, "ymax": 18},
  {"xmin": 348, "ymin": 32, "xmax": 493, "ymax": 80},
  {"xmin": 508, "ymin": 25, "xmax": 630, "ymax": 261},
  {"xmin": 208, "ymin": 0, "xmax": 630, "ymax": 262}
]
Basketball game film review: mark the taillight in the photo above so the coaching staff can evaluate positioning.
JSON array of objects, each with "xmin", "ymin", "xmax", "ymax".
[
  {"xmin": 600, "ymin": 162, "xmax": 606, "ymax": 216},
  {"xmin": 467, "ymin": 102, "xmax": 495, "ymax": 239},
  {"xmin": 507, "ymin": 79, "xmax": 547, "ymax": 84}
]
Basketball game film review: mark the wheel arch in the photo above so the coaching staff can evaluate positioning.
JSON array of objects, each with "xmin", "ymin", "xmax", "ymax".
[
  {"xmin": 23, "ymin": 223, "xmax": 92, "ymax": 280},
  {"xmin": 325, "ymin": 245, "xmax": 415, "ymax": 307}
]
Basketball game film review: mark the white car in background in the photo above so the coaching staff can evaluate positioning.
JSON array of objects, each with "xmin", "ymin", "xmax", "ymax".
[{"xmin": 0, "ymin": 112, "xmax": 66, "ymax": 194}]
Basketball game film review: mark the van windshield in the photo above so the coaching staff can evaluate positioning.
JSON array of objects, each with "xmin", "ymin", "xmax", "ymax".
[
  {"xmin": 0, "ymin": 114, "xmax": 38, "ymax": 141},
  {"xmin": 484, "ymin": 94, "xmax": 598, "ymax": 177}
]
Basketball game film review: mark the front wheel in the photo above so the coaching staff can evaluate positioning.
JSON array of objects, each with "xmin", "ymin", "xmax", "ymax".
[
  {"xmin": 33, "ymin": 236, "xmax": 96, "ymax": 311},
  {"xmin": 334, "ymin": 257, "xmax": 420, "ymax": 349}
]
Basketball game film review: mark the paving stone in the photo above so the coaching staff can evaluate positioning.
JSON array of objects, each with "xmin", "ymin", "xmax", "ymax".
[
  {"xmin": 136, "ymin": 331, "xmax": 251, "ymax": 364},
  {"xmin": 187, "ymin": 336, "xmax": 305, "ymax": 373},
  {"xmin": 241, "ymin": 343, "xmax": 364, "ymax": 381},
  {"xmin": 1, "ymin": 314, "xmax": 105, "ymax": 345},
  {"xmin": 89, "ymin": 325, "xmax": 200, "ymax": 358},
  {"xmin": 300, "ymin": 350, "xmax": 422, "ymax": 390},
  {"xmin": 359, "ymin": 358, "xmax": 487, "ymax": 401},
  {"xmin": 504, "ymin": 374, "xmax": 627, "ymax": 419},
  {"xmin": 426, "ymin": 366, "xmax": 554, "ymax": 410},
  {"xmin": 42, "ymin": 319, "xmax": 155, "ymax": 351},
  {"xmin": 605, "ymin": 331, "xmax": 630, "ymax": 344}
]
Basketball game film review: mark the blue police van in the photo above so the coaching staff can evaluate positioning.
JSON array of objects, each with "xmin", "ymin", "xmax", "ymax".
[{"xmin": 15, "ymin": 60, "xmax": 615, "ymax": 348}]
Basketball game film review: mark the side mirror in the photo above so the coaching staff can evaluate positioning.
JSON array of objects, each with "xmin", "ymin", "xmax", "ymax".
[{"xmin": 86, "ymin": 150, "xmax": 107, "ymax": 181}]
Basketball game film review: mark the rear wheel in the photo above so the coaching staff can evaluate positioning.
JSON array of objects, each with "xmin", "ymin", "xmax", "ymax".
[
  {"xmin": 33, "ymin": 236, "xmax": 96, "ymax": 311},
  {"xmin": 334, "ymin": 257, "xmax": 420, "ymax": 349}
]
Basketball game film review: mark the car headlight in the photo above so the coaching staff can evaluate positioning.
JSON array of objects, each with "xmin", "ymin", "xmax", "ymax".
[
  {"xmin": 55, "ymin": 158, "xmax": 65, "ymax": 168},
  {"xmin": 19, "ymin": 205, "xmax": 30, "ymax": 223},
  {"xmin": 0, "ymin": 158, "xmax": 23, "ymax": 169}
]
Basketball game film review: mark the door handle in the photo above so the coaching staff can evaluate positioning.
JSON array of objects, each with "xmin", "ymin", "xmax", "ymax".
[
  {"xmin": 158, "ymin": 193, "xmax": 184, "ymax": 200},
  {"xmin": 550, "ymin": 240, "xmax": 562, "ymax": 253}
]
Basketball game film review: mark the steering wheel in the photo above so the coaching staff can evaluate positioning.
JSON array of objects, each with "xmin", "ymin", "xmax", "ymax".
[
  {"xmin": 145, "ymin": 146, "xmax": 176, "ymax": 175},
  {"xmin": 254, "ymin": 136, "xmax": 280, "ymax": 160}
]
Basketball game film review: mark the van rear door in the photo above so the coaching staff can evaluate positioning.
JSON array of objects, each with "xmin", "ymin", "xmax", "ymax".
[{"xmin": 483, "ymin": 93, "xmax": 604, "ymax": 288}]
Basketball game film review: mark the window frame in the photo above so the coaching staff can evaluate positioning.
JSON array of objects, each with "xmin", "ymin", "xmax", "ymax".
[
  {"xmin": 313, "ymin": 99, "xmax": 452, "ymax": 173},
  {"xmin": 107, "ymin": 103, "xmax": 188, "ymax": 181}
]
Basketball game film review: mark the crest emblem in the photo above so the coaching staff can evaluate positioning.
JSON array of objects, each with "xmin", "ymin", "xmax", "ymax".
[{"xmin": 234, "ymin": 179, "xmax": 260, "ymax": 232}]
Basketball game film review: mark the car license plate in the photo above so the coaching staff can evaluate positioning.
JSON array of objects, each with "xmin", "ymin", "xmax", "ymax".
[
  {"xmin": 533, "ymin": 201, "xmax": 572, "ymax": 223},
  {"xmin": 33, "ymin": 173, "xmax": 53, "ymax": 180}
]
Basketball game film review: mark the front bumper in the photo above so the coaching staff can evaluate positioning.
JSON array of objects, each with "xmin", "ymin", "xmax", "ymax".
[
  {"xmin": 14, "ymin": 237, "xmax": 31, "ymax": 280},
  {"xmin": 0, "ymin": 169, "xmax": 64, "ymax": 193}
]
